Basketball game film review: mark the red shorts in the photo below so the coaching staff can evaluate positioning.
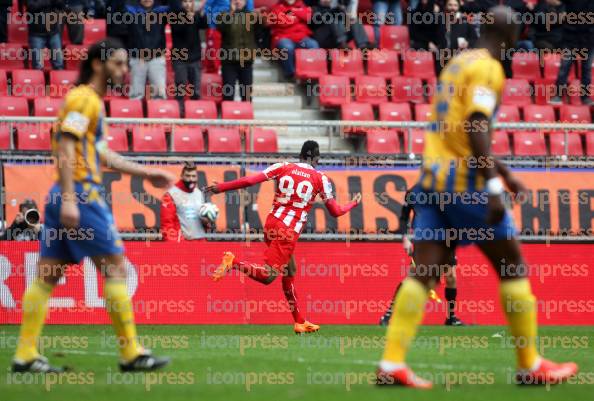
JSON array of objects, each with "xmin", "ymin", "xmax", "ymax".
[{"xmin": 263, "ymin": 214, "xmax": 299, "ymax": 272}]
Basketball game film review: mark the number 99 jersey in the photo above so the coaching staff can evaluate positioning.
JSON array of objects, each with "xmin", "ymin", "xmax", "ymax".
[{"xmin": 263, "ymin": 162, "xmax": 333, "ymax": 234}]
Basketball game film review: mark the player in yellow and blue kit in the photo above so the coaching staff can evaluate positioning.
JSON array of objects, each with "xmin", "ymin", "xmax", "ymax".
[
  {"xmin": 377, "ymin": 6, "xmax": 578, "ymax": 389},
  {"xmin": 12, "ymin": 38, "xmax": 176, "ymax": 373}
]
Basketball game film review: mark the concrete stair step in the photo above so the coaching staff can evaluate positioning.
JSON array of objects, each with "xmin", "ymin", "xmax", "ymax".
[
  {"xmin": 253, "ymin": 68, "xmax": 280, "ymax": 83},
  {"xmin": 251, "ymin": 82, "xmax": 295, "ymax": 97},
  {"xmin": 252, "ymin": 95, "xmax": 302, "ymax": 110}
]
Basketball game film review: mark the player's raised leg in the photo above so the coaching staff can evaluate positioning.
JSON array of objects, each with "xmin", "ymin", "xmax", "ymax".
[
  {"xmin": 478, "ymin": 239, "xmax": 578, "ymax": 385},
  {"xmin": 377, "ymin": 241, "xmax": 447, "ymax": 389},
  {"xmin": 92, "ymin": 254, "xmax": 170, "ymax": 372},
  {"xmin": 12, "ymin": 258, "xmax": 69, "ymax": 373},
  {"xmin": 283, "ymin": 256, "xmax": 319, "ymax": 334}
]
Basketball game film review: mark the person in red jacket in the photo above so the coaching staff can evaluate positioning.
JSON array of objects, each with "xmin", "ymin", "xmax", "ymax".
[
  {"xmin": 267, "ymin": 0, "xmax": 319, "ymax": 79},
  {"xmin": 161, "ymin": 163, "xmax": 210, "ymax": 242}
]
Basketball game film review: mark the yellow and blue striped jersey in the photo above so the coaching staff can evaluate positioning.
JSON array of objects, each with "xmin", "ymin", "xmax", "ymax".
[
  {"xmin": 53, "ymin": 84, "xmax": 107, "ymax": 185},
  {"xmin": 420, "ymin": 49, "xmax": 506, "ymax": 193}
]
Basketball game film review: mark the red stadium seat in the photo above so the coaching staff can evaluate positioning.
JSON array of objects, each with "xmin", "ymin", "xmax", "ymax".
[
  {"xmin": 379, "ymin": 25, "xmax": 409, "ymax": 52},
  {"xmin": 586, "ymin": 132, "xmax": 594, "ymax": 156},
  {"xmin": 109, "ymin": 99, "xmax": 144, "ymax": 118},
  {"xmin": 363, "ymin": 24, "xmax": 375, "ymax": 48},
  {"xmin": 33, "ymin": 97, "xmax": 63, "ymax": 116},
  {"xmin": 491, "ymin": 131, "xmax": 511, "ymax": 156},
  {"xmin": 0, "ymin": 70, "xmax": 6, "ymax": 95},
  {"xmin": 543, "ymin": 53, "xmax": 575, "ymax": 81},
  {"xmin": 523, "ymin": 104, "xmax": 555, "ymax": 124},
  {"xmin": 330, "ymin": 49, "xmax": 364, "ymax": 78},
  {"xmin": 172, "ymin": 125, "xmax": 205, "ymax": 153},
  {"xmin": 511, "ymin": 52, "xmax": 540, "ymax": 80},
  {"xmin": 0, "ymin": 43, "xmax": 26, "ymax": 70},
  {"xmin": 15, "ymin": 124, "xmax": 51, "ymax": 150},
  {"xmin": 318, "ymin": 75, "xmax": 351, "ymax": 107},
  {"xmin": 131, "ymin": 126, "xmax": 167, "ymax": 152},
  {"xmin": 379, "ymin": 102, "xmax": 412, "ymax": 122},
  {"xmin": 221, "ymin": 101, "xmax": 254, "ymax": 119},
  {"xmin": 366, "ymin": 130, "xmax": 400, "ymax": 153},
  {"xmin": 513, "ymin": 131, "xmax": 547, "ymax": 156},
  {"xmin": 391, "ymin": 76, "xmax": 424, "ymax": 104},
  {"xmin": 7, "ymin": 21, "xmax": 28, "ymax": 45},
  {"xmin": 64, "ymin": 44, "xmax": 88, "ymax": 70},
  {"xmin": 559, "ymin": 105, "xmax": 591, "ymax": 124},
  {"xmin": 207, "ymin": 127, "xmax": 242, "ymax": 153},
  {"xmin": 200, "ymin": 73, "xmax": 223, "ymax": 103},
  {"xmin": 367, "ymin": 49, "xmax": 399, "ymax": 78},
  {"xmin": 105, "ymin": 126, "xmax": 129, "ymax": 152},
  {"xmin": 48, "ymin": 70, "xmax": 78, "ymax": 97},
  {"xmin": 11, "ymin": 69, "xmax": 45, "ymax": 98},
  {"xmin": 533, "ymin": 78, "xmax": 556, "ymax": 105},
  {"xmin": 341, "ymin": 102, "xmax": 374, "ymax": 135},
  {"xmin": 355, "ymin": 76, "xmax": 387, "ymax": 105},
  {"xmin": 0, "ymin": 96, "xmax": 28, "ymax": 116},
  {"xmin": 0, "ymin": 124, "xmax": 11, "ymax": 149},
  {"xmin": 248, "ymin": 128, "xmax": 278, "ymax": 153},
  {"xmin": 502, "ymin": 79, "xmax": 532, "ymax": 106},
  {"xmin": 184, "ymin": 100, "xmax": 217, "ymax": 119},
  {"xmin": 402, "ymin": 50, "xmax": 435, "ymax": 80},
  {"xmin": 414, "ymin": 103, "xmax": 433, "ymax": 122},
  {"xmin": 495, "ymin": 105, "xmax": 520, "ymax": 123},
  {"xmin": 295, "ymin": 49, "xmax": 328, "ymax": 80},
  {"xmin": 147, "ymin": 99, "xmax": 180, "ymax": 119},
  {"xmin": 165, "ymin": 24, "xmax": 172, "ymax": 50},
  {"xmin": 402, "ymin": 130, "xmax": 425, "ymax": 154},
  {"xmin": 549, "ymin": 132, "xmax": 583, "ymax": 156},
  {"xmin": 568, "ymin": 79, "xmax": 585, "ymax": 105},
  {"xmin": 83, "ymin": 19, "xmax": 106, "ymax": 44}
]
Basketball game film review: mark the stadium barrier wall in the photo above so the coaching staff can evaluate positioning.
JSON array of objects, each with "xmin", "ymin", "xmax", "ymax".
[
  {"xmin": 3, "ymin": 164, "xmax": 594, "ymax": 237},
  {"xmin": 0, "ymin": 241, "xmax": 592, "ymax": 325}
]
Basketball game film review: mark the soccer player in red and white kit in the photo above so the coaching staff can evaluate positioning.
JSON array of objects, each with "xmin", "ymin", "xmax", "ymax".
[{"xmin": 205, "ymin": 140, "xmax": 361, "ymax": 333}]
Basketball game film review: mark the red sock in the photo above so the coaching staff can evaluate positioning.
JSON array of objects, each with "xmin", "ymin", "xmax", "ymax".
[
  {"xmin": 282, "ymin": 275, "xmax": 305, "ymax": 324},
  {"xmin": 232, "ymin": 258, "xmax": 274, "ymax": 284}
]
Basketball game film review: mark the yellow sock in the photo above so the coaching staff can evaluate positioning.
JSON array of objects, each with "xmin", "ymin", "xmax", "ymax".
[
  {"xmin": 500, "ymin": 278, "xmax": 539, "ymax": 369},
  {"xmin": 104, "ymin": 279, "xmax": 144, "ymax": 362},
  {"xmin": 382, "ymin": 278, "xmax": 428, "ymax": 364},
  {"xmin": 14, "ymin": 278, "xmax": 53, "ymax": 362}
]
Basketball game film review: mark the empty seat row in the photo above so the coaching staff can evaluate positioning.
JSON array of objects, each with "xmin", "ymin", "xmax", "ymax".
[
  {"xmin": 296, "ymin": 48, "xmax": 435, "ymax": 81},
  {"xmin": 7, "ymin": 18, "xmax": 106, "ymax": 46},
  {"xmin": 0, "ymin": 124, "xmax": 278, "ymax": 153},
  {"xmin": 366, "ymin": 129, "xmax": 594, "ymax": 156},
  {"xmin": 0, "ymin": 96, "xmax": 254, "ymax": 120}
]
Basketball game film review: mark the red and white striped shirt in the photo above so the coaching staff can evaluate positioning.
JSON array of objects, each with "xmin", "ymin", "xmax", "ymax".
[{"xmin": 263, "ymin": 162, "xmax": 334, "ymax": 233}]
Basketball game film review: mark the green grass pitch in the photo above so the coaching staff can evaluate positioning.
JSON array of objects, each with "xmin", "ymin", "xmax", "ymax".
[{"xmin": 0, "ymin": 325, "xmax": 592, "ymax": 401}]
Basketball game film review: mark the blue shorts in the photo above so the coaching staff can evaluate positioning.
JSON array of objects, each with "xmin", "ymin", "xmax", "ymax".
[
  {"xmin": 40, "ymin": 182, "xmax": 124, "ymax": 263},
  {"xmin": 411, "ymin": 188, "xmax": 517, "ymax": 246}
]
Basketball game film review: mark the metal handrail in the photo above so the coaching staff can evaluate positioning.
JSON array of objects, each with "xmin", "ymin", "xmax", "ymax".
[{"xmin": 1, "ymin": 116, "xmax": 594, "ymax": 131}]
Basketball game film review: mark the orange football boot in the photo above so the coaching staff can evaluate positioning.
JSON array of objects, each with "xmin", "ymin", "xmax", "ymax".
[
  {"xmin": 516, "ymin": 358, "xmax": 578, "ymax": 385},
  {"xmin": 376, "ymin": 366, "xmax": 433, "ymax": 389},
  {"xmin": 294, "ymin": 321, "xmax": 320, "ymax": 334},
  {"xmin": 212, "ymin": 252, "xmax": 235, "ymax": 282}
]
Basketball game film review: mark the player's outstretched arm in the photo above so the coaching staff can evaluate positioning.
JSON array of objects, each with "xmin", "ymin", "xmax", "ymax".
[
  {"xmin": 324, "ymin": 193, "xmax": 361, "ymax": 217},
  {"xmin": 56, "ymin": 133, "xmax": 80, "ymax": 229},
  {"xmin": 204, "ymin": 172, "xmax": 268, "ymax": 194},
  {"xmin": 98, "ymin": 145, "xmax": 175, "ymax": 188}
]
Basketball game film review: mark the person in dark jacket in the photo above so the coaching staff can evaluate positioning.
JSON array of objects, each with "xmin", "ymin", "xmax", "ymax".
[
  {"xmin": 116, "ymin": 0, "xmax": 180, "ymax": 99},
  {"xmin": 27, "ymin": 0, "xmax": 65, "ymax": 69},
  {"xmin": 309, "ymin": 0, "xmax": 371, "ymax": 49},
  {"xmin": 62, "ymin": 0, "xmax": 93, "ymax": 44},
  {"xmin": 216, "ymin": 0, "xmax": 260, "ymax": 100},
  {"xmin": 0, "ymin": 0, "xmax": 11, "ymax": 42},
  {"xmin": 435, "ymin": 0, "xmax": 477, "ymax": 69},
  {"xmin": 529, "ymin": 0, "xmax": 565, "ymax": 50},
  {"xmin": 171, "ymin": 0, "xmax": 208, "ymax": 112},
  {"xmin": 409, "ymin": 0, "xmax": 439, "ymax": 51},
  {"xmin": 550, "ymin": 0, "xmax": 594, "ymax": 106},
  {"xmin": 106, "ymin": 0, "xmax": 129, "ymax": 45}
]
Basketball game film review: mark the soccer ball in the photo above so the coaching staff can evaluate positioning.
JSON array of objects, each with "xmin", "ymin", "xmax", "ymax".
[{"xmin": 199, "ymin": 203, "xmax": 219, "ymax": 222}]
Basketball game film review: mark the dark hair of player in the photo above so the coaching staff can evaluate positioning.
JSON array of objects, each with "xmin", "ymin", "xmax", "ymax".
[
  {"xmin": 299, "ymin": 140, "xmax": 320, "ymax": 164},
  {"xmin": 182, "ymin": 162, "xmax": 197, "ymax": 173},
  {"xmin": 76, "ymin": 38, "xmax": 126, "ymax": 85}
]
